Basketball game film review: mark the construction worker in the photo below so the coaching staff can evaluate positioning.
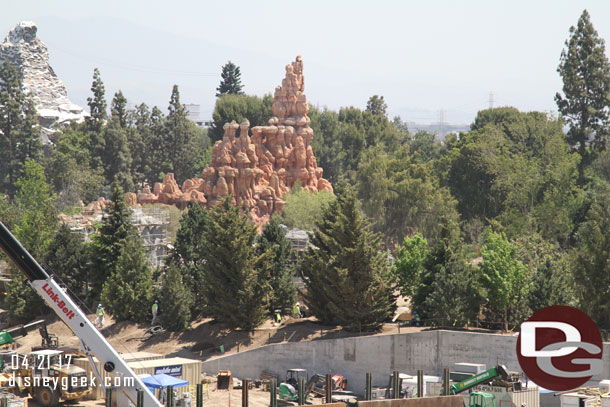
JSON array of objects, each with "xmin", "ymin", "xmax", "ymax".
[
  {"xmin": 151, "ymin": 300, "xmax": 159, "ymax": 325},
  {"xmin": 412, "ymin": 310, "xmax": 420, "ymax": 327},
  {"xmin": 293, "ymin": 302, "xmax": 302, "ymax": 319},
  {"xmin": 274, "ymin": 310, "xmax": 281, "ymax": 325},
  {"xmin": 95, "ymin": 304, "xmax": 105, "ymax": 328}
]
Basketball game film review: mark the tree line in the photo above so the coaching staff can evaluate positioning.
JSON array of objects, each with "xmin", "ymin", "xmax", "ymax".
[{"xmin": 1, "ymin": 10, "xmax": 610, "ymax": 332}]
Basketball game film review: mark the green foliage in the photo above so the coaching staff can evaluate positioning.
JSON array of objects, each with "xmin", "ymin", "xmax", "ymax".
[
  {"xmin": 45, "ymin": 223, "xmax": 88, "ymax": 297},
  {"xmin": 411, "ymin": 217, "xmax": 480, "ymax": 324},
  {"xmin": 280, "ymin": 188, "xmax": 336, "ymax": 231},
  {"xmin": 160, "ymin": 265, "xmax": 193, "ymax": 331},
  {"xmin": 447, "ymin": 108, "xmax": 582, "ymax": 245},
  {"xmin": 100, "ymin": 233, "xmax": 153, "ymax": 322},
  {"xmin": 0, "ymin": 59, "xmax": 42, "ymax": 197},
  {"xmin": 5, "ymin": 161, "xmax": 56, "ymax": 322},
  {"xmin": 257, "ymin": 218, "xmax": 296, "ymax": 314},
  {"xmin": 86, "ymin": 68, "xmax": 107, "ymax": 132},
  {"xmin": 366, "ymin": 95, "xmax": 388, "ymax": 117},
  {"xmin": 555, "ymin": 10, "xmax": 610, "ymax": 180},
  {"xmin": 110, "ymin": 90, "xmax": 128, "ymax": 128},
  {"xmin": 571, "ymin": 181, "xmax": 610, "ymax": 328},
  {"xmin": 89, "ymin": 182, "xmax": 135, "ymax": 301},
  {"xmin": 102, "ymin": 120, "xmax": 133, "ymax": 191},
  {"xmin": 200, "ymin": 197, "xmax": 270, "ymax": 330},
  {"xmin": 300, "ymin": 186, "xmax": 395, "ymax": 331},
  {"xmin": 357, "ymin": 145, "xmax": 460, "ymax": 246},
  {"xmin": 209, "ymin": 94, "xmax": 272, "ymax": 143},
  {"xmin": 479, "ymin": 231, "xmax": 529, "ymax": 329},
  {"xmin": 392, "ymin": 233, "xmax": 429, "ymax": 298},
  {"xmin": 216, "ymin": 61, "xmax": 244, "ymax": 97},
  {"xmin": 166, "ymin": 203, "xmax": 209, "ymax": 314},
  {"xmin": 46, "ymin": 124, "xmax": 105, "ymax": 208}
]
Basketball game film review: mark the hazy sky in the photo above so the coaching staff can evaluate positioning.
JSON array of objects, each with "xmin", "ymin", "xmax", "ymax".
[{"xmin": 2, "ymin": 1, "xmax": 610, "ymax": 124}]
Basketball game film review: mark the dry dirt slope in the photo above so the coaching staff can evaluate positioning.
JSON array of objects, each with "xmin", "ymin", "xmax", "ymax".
[{"xmin": 11, "ymin": 313, "xmax": 424, "ymax": 359}]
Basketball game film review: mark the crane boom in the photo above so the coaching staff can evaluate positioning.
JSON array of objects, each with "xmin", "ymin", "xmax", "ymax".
[
  {"xmin": 449, "ymin": 365, "xmax": 509, "ymax": 395},
  {"xmin": 0, "ymin": 221, "xmax": 162, "ymax": 407}
]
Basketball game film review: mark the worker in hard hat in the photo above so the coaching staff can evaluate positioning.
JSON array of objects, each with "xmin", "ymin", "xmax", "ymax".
[
  {"xmin": 151, "ymin": 300, "xmax": 159, "ymax": 325},
  {"xmin": 293, "ymin": 302, "xmax": 302, "ymax": 319},
  {"xmin": 274, "ymin": 309, "xmax": 281, "ymax": 326},
  {"xmin": 96, "ymin": 304, "xmax": 105, "ymax": 328}
]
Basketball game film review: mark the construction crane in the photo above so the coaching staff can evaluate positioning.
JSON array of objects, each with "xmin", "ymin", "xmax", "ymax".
[
  {"xmin": 0, "ymin": 221, "xmax": 162, "ymax": 407},
  {"xmin": 448, "ymin": 365, "xmax": 511, "ymax": 395}
]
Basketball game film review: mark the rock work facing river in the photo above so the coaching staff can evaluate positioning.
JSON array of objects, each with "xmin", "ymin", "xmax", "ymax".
[
  {"xmin": 0, "ymin": 21, "xmax": 87, "ymax": 143},
  {"xmin": 133, "ymin": 56, "xmax": 332, "ymax": 224}
]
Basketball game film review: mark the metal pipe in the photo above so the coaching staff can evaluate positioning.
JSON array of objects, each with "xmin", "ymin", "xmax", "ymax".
[
  {"xmin": 298, "ymin": 376, "xmax": 305, "ymax": 405},
  {"xmin": 392, "ymin": 371, "xmax": 400, "ymax": 399},
  {"xmin": 105, "ymin": 388, "xmax": 113, "ymax": 407},
  {"xmin": 242, "ymin": 379, "xmax": 249, "ymax": 407},
  {"xmin": 365, "ymin": 373, "xmax": 372, "ymax": 401},
  {"xmin": 168, "ymin": 385, "xmax": 175, "ymax": 407},
  {"xmin": 417, "ymin": 370, "xmax": 424, "ymax": 398},
  {"xmin": 137, "ymin": 389, "xmax": 144, "ymax": 407},
  {"xmin": 197, "ymin": 383, "xmax": 203, "ymax": 407},
  {"xmin": 270, "ymin": 378, "xmax": 277, "ymax": 407},
  {"xmin": 325, "ymin": 374, "xmax": 332, "ymax": 403},
  {"xmin": 443, "ymin": 368, "xmax": 450, "ymax": 396}
]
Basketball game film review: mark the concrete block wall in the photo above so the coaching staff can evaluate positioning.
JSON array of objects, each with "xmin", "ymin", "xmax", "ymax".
[{"xmin": 202, "ymin": 330, "xmax": 610, "ymax": 394}]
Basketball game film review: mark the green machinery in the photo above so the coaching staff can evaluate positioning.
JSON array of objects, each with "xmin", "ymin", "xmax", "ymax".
[
  {"xmin": 449, "ymin": 365, "xmax": 510, "ymax": 395},
  {"xmin": 469, "ymin": 392, "xmax": 496, "ymax": 407},
  {"xmin": 446, "ymin": 365, "xmax": 516, "ymax": 407}
]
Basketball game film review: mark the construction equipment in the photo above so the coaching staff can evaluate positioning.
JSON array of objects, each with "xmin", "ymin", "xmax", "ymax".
[
  {"xmin": 279, "ymin": 373, "xmax": 323, "ymax": 402},
  {"xmin": 12, "ymin": 349, "xmax": 91, "ymax": 406},
  {"xmin": 285, "ymin": 368, "xmax": 307, "ymax": 387},
  {"xmin": 469, "ymin": 392, "xmax": 495, "ymax": 407},
  {"xmin": 0, "ymin": 319, "xmax": 57, "ymax": 350},
  {"xmin": 0, "ymin": 221, "xmax": 163, "ymax": 407},
  {"xmin": 448, "ymin": 365, "xmax": 512, "ymax": 395}
]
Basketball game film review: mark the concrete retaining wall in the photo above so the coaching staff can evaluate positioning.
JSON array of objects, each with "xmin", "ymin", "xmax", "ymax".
[{"xmin": 202, "ymin": 330, "xmax": 610, "ymax": 394}]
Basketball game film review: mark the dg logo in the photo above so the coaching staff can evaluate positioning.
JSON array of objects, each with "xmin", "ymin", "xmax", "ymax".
[{"xmin": 517, "ymin": 306, "xmax": 603, "ymax": 391}]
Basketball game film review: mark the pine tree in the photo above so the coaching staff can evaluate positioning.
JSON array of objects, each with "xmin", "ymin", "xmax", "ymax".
[
  {"xmin": 102, "ymin": 121, "xmax": 133, "ymax": 191},
  {"xmin": 5, "ymin": 161, "xmax": 56, "ymax": 322},
  {"xmin": 89, "ymin": 182, "xmax": 135, "ymax": 302},
  {"xmin": 366, "ymin": 95, "xmax": 388, "ymax": 117},
  {"xmin": 110, "ymin": 90, "xmax": 128, "ymax": 128},
  {"xmin": 556, "ymin": 10, "xmax": 610, "ymax": 181},
  {"xmin": 166, "ymin": 203, "xmax": 209, "ymax": 314},
  {"xmin": 301, "ymin": 185, "xmax": 395, "ymax": 331},
  {"xmin": 45, "ymin": 223, "xmax": 88, "ymax": 298},
  {"xmin": 160, "ymin": 265, "xmax": 193, "ymax": 331},
  {"xmin": 87, "ymin": 68, "xmax": 107, "ymax": 131},
  {"xmin": 200, "ymin": 197, "xmax": 270, "ymax": 330},
  {"xmin": 216, "ymin": 61, "xmax": 244, "ymax": 97},
  {"xmin": 101, "ymin": 233, "xmax": 153, "ymax": 322},
  {"xmin": 256, "ymin": 217, "xmax": 296, "ymax": 314},
  {"xmin": 0, "ymin": 60, "xmax": 42, "ymax": 197}
]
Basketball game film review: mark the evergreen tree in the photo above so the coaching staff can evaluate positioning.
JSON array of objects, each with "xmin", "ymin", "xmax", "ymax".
[
  {"xmin": 102, "ymin": 121, "xmax": 133, "ymax": 191},
  {"xmin": 256, "ymin": 218, "xmax": 296, "ymax": 314},
  {"xmin": 366, "ymin": 95, "xmax": 388, "ymax": 117},
  {"xmin": 216, "ymin": 61, "xmax": 244, "ymax": 97},
  {"xmin": 200, "ymin": 197, "xmax": 270, "ymax": 330},
  {"xmin": 556, "ymin": 10, "xmax": 610, "ymax": 181},
  {"xmin": 166, "ymin": 203, "xmax": 210, "ymax": 314},
  {"xmin": 210, "ymin": 94, "xmax": 272, "ymax": 143},
  {"xmin": 411, "ymin": 216, "xmax": 480, "ymax": 325},
  {"xmin": 110, "ymin": 90, "xmax": 128, "ymax": 128},
  {"xmin": 89, "ymin": 182, "xmax": 135, "ymax": 302},
  {"xmin": 87, "ymin": 68, "xmax": 107, "ymax": 131},
  {"xmin": 301, "ymin": 185, "xmax": 395, "ymax": 331},
  {"xmin": 101, "ymin": 233, "xmax": 153, "ymax": 322},
  {"xmin": 0, "ymin": 60, "xmax": 42, "ymax": 197},
  {"xmin": 5, "ymin": 161, "xmax": 56, "ymax": 322},
  {"xmin": 45, "ymin": 223, "xmax": 88, "ymax": 298},
  {"xmin": 160, "ymin": 265, "xmax": 193, "ymax": 331}
]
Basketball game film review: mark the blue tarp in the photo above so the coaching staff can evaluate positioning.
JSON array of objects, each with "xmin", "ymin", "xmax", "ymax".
[{"xmin": 141, "ymin": 373, "xmax": 189, "ymax": 389}]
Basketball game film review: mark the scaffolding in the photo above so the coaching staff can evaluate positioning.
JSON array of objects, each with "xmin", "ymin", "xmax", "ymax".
[{"xmin": 131, "ymin": 207, "xmax": 170, "ymax": 268}]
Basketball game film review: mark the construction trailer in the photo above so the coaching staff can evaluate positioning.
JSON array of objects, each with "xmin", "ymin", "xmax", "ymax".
[{"xmin": 73, "ymin": 355, "xmax": 201, "ymax": 400}]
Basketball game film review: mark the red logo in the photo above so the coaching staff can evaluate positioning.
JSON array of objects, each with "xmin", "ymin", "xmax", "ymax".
[
  {"xmin": 517, "ymin": 306, "xmax": 602, "ymax": 391},
  {"xmin": 42, "ymin": 283, "xmax": 76, "ymax": 320}
]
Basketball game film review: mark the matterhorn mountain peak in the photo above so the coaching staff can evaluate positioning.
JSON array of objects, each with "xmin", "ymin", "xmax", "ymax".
[{"xmin": 0, "ymin": 21, "xmax": 87, "ymax": 143}]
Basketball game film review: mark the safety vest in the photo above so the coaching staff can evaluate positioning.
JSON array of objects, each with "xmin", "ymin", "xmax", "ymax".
[
  {"xmin": 97, "ymin": 307, "xmax": 104, "ymax": 316},
  {"xmin": 152, "ymin": 303, "xmax": 158, "ymax": 313}
]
